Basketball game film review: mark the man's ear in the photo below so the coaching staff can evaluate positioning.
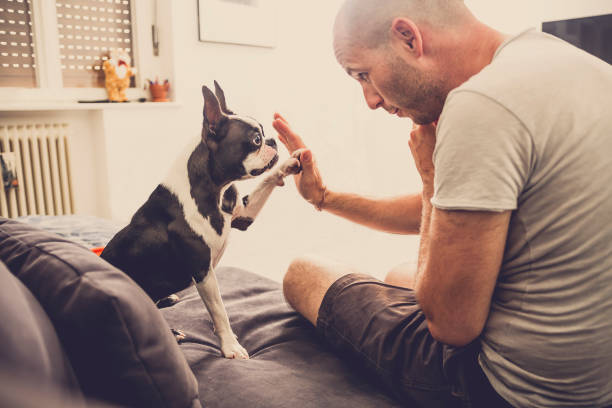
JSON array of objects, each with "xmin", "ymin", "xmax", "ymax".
[
  {"xmin": 213, "ymin": 80, "xmax": 235, "ymax": 115},
  {"xmin": 202, "ymin": 85, "xmax": 226, "ymax": 140},
  {"xmin": 390, "ymin": 18, "xmax": 423, "ymax": 58}
]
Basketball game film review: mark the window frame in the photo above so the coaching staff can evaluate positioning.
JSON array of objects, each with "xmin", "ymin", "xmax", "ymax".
[{"xmin": 0, "ymin": 0, "xmax": 147, "ymax": 103}]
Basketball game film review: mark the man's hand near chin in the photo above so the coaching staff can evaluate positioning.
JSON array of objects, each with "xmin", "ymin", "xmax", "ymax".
[{"xmin": 408, "ymin": 122, "xmax": 437, "ymax": 190}]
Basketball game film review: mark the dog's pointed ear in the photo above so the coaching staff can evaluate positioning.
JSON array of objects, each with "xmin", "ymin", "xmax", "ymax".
[
  {"xmin": 213, "ymin": 80, "xmax": 234, "ymax": 115},
  {"xmin": 202, "ymin": 85, "xmax": 225, "ymax": 140}
]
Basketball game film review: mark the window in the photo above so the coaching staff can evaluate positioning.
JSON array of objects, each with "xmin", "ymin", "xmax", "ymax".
[
  {"xmin": 56, "ymin": 0, "xmax": 134, "ymax": 88},
  {"xmin": 0, "ymin": 0, "xmax": 36, "ymax": 87},
  {"xmin": 0, "ymin": 0, "xmax": 138, "ymax": 94}
]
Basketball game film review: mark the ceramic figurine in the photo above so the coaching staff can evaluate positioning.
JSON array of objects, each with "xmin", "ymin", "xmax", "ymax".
[{"xmin": 103, "ymin": 49, "xmax": 135, "ymax": 102}]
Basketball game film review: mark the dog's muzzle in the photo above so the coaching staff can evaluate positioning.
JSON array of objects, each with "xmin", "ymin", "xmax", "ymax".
[
  {"xmin": 249, "ymin": 140, "xmax": 279, "ymax": 176},
  {"xmin": 249, "ymin": 153, "xmax": 278, "ymax": 176},
  {"xmin": 265, "ymin": 138, "xmax": 278, "ymax": 150}
]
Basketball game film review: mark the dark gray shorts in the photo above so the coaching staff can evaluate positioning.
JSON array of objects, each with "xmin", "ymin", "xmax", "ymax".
[{"xmin": 316, "ymin": 274, "xmax": 512, "ymax": 408}]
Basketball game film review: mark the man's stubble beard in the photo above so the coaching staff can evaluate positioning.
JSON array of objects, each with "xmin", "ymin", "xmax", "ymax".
[{"xmin": 384, "ymin": 55, "xmax": 447, "ymax": 124}]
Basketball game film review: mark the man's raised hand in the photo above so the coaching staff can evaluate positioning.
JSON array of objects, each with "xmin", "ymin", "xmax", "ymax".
[
  {"xmin": 273, "ymin": 113, "xmax": 307, "ymax": 153},
  {"xmin": 273, "ymin": 113, "xmax": 327, "ymax": 210}
]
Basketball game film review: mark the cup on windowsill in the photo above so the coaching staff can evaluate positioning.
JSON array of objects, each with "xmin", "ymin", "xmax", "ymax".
[{"xmin": 148, "ymin": 80, "xmax": 170, "ymax": 102}]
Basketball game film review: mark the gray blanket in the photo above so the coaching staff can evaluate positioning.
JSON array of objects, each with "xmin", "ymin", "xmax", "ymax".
[{"xmin": 162, "ymin": 266, "xmax": 402, "ymax": 407}]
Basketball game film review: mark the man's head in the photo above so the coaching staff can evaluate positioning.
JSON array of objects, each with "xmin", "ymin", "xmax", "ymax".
[{"xmin": 333, "ymin": 0, "xmax": 488, "ymax": 124}]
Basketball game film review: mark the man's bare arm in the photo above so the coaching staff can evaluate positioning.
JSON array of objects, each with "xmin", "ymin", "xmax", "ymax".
[
  {"xmin": 408, "ymin": 123, "xmax": 509, "ymax": 346},
  {"xmin": 273, "ymin": 113, "xmax": 422, "ymax": 235},
  {"xmin": 321, "ymin": 191, "xmax": 422, "ymax": 234},
  {"xmin": 415, "ymin": 208, "xmax": 510, "ymax": 346}
]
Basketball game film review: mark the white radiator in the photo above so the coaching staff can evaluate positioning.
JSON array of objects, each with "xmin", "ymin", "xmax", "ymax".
[{"xmin": 0, "ymin": 123, "xmax": 74, "ymax": 218}]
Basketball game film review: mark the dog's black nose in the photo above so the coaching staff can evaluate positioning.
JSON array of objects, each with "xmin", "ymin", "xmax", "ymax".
[{"xmin": 265, "ymin": 138, "xmax": 277, "ymax": 149}]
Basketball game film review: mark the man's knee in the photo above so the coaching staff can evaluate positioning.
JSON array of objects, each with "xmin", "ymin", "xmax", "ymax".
[
  {"xmin": 283, "ymin": 255, "xmax": 351, "ymax": 325},
  {"xmin": 384, "ymin": 262, "xmax": 417, "ymax": 289},
  {"xmin": 283, "ymin": 255, "xmax": 313, "ymax": 307}
]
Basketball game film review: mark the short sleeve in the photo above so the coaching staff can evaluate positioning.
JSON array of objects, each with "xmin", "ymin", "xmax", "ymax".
[{"xmin": 432, "ymin": 90, "xmax": 534, "ymax": 212}]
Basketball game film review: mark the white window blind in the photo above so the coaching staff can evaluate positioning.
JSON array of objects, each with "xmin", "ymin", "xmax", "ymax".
[
  {"xmin": 56, "ymin": 0, "xmax": 134, "ymax": 88},
  {"xmin": 0, "ymin": 0, "xmax": 36, "ymax": 88}
]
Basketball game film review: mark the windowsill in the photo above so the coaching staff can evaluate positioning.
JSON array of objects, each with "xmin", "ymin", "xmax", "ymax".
[{"xmin": 0, "ymin": 101, "xmax": 181, "ymax": 112}]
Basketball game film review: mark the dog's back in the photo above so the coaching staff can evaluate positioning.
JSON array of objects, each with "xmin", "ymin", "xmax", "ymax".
[{"xmin": 101, "ymin": 184, "xmax": 212, "ymax": 301}]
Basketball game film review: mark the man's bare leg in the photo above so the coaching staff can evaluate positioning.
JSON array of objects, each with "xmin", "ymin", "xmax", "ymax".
[
  {"xmin": 384, "ymin": 262, "xmax": 417, "ymax": 289},
  {"xmin": 283, "ymin": 255, "xmax": 357, "ymax": 326}
]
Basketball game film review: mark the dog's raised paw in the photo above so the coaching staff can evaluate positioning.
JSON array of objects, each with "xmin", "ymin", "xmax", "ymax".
[
  {"xmin": 292, "ymin": 148, "xmax": 307, "ymax": 160},
  {"xmin": 284, "ymin": 157, "xmax": 301, "ymax": 175}
]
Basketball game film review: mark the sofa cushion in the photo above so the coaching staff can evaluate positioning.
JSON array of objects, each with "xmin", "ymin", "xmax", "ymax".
[
  {"xmin": 0, "ymin": 260, "xmax": 82, "ymax": 398},
  {"xmin": 0, "ymin": 218, "xmax": 201, "ymax": 408}
]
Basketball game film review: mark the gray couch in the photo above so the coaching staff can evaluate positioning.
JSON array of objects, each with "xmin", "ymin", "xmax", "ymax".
[{"xmin": 0, "ymin": 217, "xmax": 402, "ymax": 407}]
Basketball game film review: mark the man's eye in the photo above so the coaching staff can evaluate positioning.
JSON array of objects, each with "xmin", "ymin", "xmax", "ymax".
[
  {"xmin": 253, "ymin": 135, "xmax": 262, "ymax": 146},
  {"xmin": 358, "ymin": 72, "xmax": 369, "ymax": 82}
]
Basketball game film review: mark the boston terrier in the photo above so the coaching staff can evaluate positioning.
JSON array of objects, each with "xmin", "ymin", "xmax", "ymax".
[{"xmin": 101, "ymin": 82, "xmax": 301, "ymax": 359}]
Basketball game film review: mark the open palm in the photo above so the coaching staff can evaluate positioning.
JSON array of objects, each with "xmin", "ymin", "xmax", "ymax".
[{"xmin": 272, "ymin": 113, "xmax": 326, "ymax": 207}]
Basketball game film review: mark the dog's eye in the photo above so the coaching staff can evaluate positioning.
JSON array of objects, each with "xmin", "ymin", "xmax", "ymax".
[{"xmin": 253, "ymin": 135, "xmax": 262, "ymax": 146}]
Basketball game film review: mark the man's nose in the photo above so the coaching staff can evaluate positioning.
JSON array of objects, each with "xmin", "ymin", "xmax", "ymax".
[{"xmin": 362, "ymin": 84, "xmax": 383, "ymax": 110}]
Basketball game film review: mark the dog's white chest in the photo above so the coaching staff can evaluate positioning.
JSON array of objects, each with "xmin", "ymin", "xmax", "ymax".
[
  {"xmin": 161, "ymin": 139, "xmax": 232, "ymax": 268},
  {"xmin": 179, "ymin": 197, "xmax": 232, "ymax": 268}
]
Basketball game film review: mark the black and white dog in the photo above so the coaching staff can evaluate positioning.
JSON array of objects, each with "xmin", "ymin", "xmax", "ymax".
[{"xmin": 101, "ymin": 82, "xmax": 301, "ymax": 359}]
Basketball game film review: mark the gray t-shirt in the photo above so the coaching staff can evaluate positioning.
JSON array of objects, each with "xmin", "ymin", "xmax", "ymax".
[{"xmin": 433, "ymin": 29, "xmax": 612, "ymax": 407}]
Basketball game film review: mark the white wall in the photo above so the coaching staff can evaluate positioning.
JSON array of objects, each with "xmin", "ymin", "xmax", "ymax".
[
  {"xmin": 163, "ymin": 0, "xmax": 419, "ymax": 282},
  {"xmin": 48, "ymin": 0, "xmax": 611, "ymax": 283}
]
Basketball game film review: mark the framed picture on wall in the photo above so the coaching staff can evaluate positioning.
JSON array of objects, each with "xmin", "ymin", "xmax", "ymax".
[{"xmin": 197, "ymin": 0, "xmax": 277, "ymax": 48}]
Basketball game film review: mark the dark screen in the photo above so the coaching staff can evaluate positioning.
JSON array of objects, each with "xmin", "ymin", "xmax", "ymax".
[{"xmin": 542, "ymin": 14, "xmax": 612, "ymax": 65}]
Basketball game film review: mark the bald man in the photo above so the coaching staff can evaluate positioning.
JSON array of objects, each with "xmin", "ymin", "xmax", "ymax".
[{"xmin": 273, "ymin": 0, "xmax": 612, "ymax": 407}]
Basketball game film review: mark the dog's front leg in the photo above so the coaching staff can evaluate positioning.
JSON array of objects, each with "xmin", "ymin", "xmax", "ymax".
[
  {"xmin": 232, "ymin": 154, "xmax": 301, "ymax": 230},
  {"xmin": 194, "ymin": 270, "xmax": 248, "ymax": 359}
]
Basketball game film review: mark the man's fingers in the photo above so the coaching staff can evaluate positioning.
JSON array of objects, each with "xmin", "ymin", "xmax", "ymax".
[
  {"xmin": 274, "ymin": 112, "xmax": 289, "ymax": 125},
  {"xmin": 277, "ymin": 131, "xmax": 288, "ymax": 147},
  {"xmin": 291, "ymin": 148, "xmax": 314, "ymax": 172},
  {"xmin": 300, "ymin": 149, "xmax": 315, "ymax": 170},
  {"xmin": 272, "ymin": 116, "xmax": 306, "ymax": 151},
  {"xmin": 272, "ymin": 117, "xmax": 292, "ymax": 137},
  {"xmin": 272, "ymin": 120, "xmax": 291, "ymax": 149}
]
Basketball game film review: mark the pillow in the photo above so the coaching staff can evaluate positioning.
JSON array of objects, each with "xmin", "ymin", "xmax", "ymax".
[
  {"xmin": 0, "ymin": 218, "xmax": 201, "ymax": 408},
  {"xmin": 0, "ymin": 260, "xmax": 82, "ymax": 398}
]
